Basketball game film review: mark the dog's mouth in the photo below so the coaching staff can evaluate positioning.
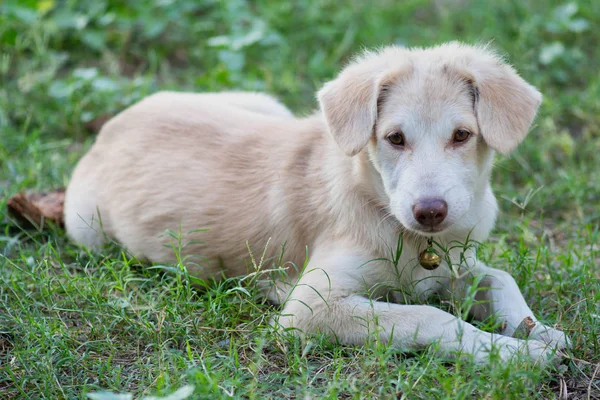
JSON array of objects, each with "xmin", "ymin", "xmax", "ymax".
[
  {"xmin": 406, "ymin": 222, "xmax": 450, "ymax": 236},
  {"xmin": 420, "ymin": 226, "xmax": 445, "ymax": 233}
]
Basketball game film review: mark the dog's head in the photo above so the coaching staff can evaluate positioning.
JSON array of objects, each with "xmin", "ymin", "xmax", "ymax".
[{"xmin": 318, "ymin": 43, "xmax": 541, "ymax": 236}]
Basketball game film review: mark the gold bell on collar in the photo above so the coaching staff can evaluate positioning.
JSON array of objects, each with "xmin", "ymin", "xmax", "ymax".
[{"xmin": 419, "ymin": 238, "xmax": 441, "ymax": 270}]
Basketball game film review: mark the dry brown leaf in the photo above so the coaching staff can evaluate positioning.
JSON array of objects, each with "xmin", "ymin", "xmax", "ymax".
[{"xmin": 7, "ymin": 189, "xmax": 65, "ymax": 227}]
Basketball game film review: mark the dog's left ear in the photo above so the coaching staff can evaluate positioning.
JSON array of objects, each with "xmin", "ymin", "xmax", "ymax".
[
  {"xmin": 465, "ymin": 51, "xmax": 542, "ymax": 154},
  {"xmin": 318, "ymin": 51, "xmax": 402, "ymax": 156}
]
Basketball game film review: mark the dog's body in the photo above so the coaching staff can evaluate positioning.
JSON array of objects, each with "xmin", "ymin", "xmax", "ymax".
[{"xmin": 65, "ymin": 43, "xmax": 568, "ymax": 364}]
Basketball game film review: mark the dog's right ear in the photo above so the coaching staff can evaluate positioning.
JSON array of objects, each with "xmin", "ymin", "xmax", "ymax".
[{"xmin": 318, "ymin": 50, "xmax": 405, "ymax": 156}]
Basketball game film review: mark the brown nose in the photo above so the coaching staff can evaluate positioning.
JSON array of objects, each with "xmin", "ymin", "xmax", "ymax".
[{"xmin": 412, "ymin": 198, "xmax": 448, "ymax": 227}]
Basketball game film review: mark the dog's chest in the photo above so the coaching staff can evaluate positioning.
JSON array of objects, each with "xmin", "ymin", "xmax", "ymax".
[{"xmin": 366, "ymin": 244, "xmax": 474, "ymax": 302}]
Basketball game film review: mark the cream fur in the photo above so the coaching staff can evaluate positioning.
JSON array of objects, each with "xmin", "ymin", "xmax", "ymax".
[{"xmin": 64, "ymin": 43, "xmax": 568, "ymax": 364}]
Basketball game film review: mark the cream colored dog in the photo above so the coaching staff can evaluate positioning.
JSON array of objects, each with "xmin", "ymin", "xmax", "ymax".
[{"xmin": 65, "ymin": 43, "xmax": 569, "ymax": 364}]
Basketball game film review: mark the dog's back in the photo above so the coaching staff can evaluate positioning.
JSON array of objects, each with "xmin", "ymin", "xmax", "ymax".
[{"xmin": 64, "ymin": 91, "xmax": 332, "ymax": 279}]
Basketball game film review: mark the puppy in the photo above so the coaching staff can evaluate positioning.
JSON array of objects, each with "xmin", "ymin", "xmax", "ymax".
[{"xmin": 64, "ymin": 43, "xmax": 569, "ymax": 364}]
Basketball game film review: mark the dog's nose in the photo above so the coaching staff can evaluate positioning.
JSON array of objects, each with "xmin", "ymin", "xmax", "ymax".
[{"xmin": 412, "ymin": 198, "xmax": 448, "ymax": 228}]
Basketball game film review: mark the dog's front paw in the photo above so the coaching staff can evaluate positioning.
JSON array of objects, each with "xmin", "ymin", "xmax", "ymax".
[
  {"xmin": 529, "ymin": 324, "xmax": 571, "ymax": 350},
  {"xmin": 481, "ymin": 336, "xmax": 563, "ymax": 366},
  {"xmin": 510, "ymin": 339, "xmax": 562, "ymax": 366},
  {"xmin": 525, "ymin": 338, "xmax": 567, "ymax": 366}
]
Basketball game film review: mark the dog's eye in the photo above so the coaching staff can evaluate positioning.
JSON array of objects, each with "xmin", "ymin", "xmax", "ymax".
[
  {"xmin": 453, "ymin": 129, "xmax": 471, "ymax": 144},
  {"xmin": 387, "ymin": 131, "xmax": 405, "ymax": 147}
]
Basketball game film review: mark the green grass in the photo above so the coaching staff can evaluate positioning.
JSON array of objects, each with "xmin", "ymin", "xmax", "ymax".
[{"xmin": 1, "ymin": 0, "xmax": 599, "ymax": 398}]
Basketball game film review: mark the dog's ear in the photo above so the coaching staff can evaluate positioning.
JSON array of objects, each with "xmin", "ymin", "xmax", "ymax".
[
  {"xmin": 318, "ymin": 51, "xmax": 402, "ymax": 156},
  {"xmin": 462, "ymin": 48, "xmax": 542, "ymax": 154}
]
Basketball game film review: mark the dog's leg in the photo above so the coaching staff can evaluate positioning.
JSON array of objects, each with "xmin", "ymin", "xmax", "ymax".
[
  {"xmin": 455, "ymin": 263, "xmax": 569, "ymax": 349},
  {"xmin": 275, "ymin": 246, "xmax": 556, "ymax": 364}
]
